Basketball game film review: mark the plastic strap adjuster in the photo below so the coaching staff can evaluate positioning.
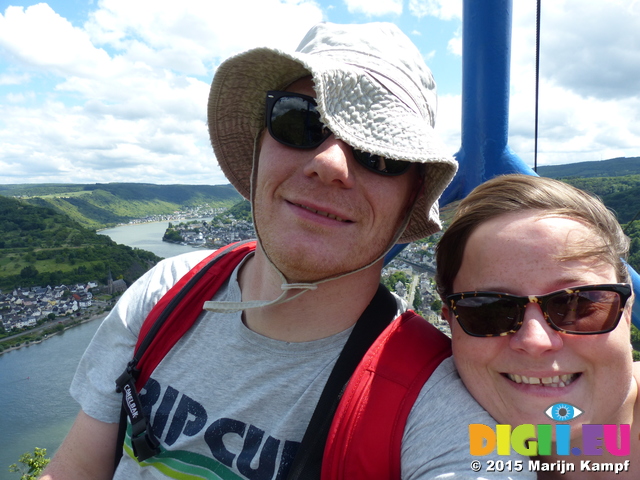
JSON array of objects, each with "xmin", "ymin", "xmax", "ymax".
[
  {"xmin": 130, "ymin": 418, "xmax": 161, "ymax": 462},
  {"xmin": 116, "ymin": 363, "xmax": 161, "ymax": 462}
]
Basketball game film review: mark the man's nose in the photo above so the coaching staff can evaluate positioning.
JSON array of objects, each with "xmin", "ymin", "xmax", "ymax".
[
  {"xmin": 509, "ymin": 303, "xmax": 564, "ymax": 356},
  {"xmin": 302, "ymin": 135, "xmax": 356, "ymax": 188}
]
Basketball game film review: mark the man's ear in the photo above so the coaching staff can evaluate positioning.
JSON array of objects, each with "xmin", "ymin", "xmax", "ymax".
[{"xmin": 409, "ymin": 165, "xmax": 425, "ymax": 206}]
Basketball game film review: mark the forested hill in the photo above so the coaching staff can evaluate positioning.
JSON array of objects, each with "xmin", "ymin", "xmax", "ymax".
[
  {"xmin": 0, "ymin": 183, "xmax": 241, "ymax": 230},
  {"xmin": 535, "ymin": 157, "xmax": 640, "ymax": 224},
  {"xmin": 0, "ymin": 195, "xmax": 161, "ymax": 291},
  {"xmin": 537, "ymin": 156, "xmax": 640, "ymax": 179}
]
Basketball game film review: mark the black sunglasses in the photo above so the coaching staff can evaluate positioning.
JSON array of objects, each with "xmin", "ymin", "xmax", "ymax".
[
  {"xmin": 265, "ymin": 91, "xmax": 411, "ymax": 176},
  {"xmin": 446, "ymin": 283, "xmax": 632, "ymax": 337}
]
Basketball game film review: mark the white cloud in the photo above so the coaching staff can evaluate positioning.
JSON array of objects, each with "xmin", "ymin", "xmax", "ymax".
[
  {"xmin": 5, "ymin": 92, "xmax": 35, "ymax": 103},
  {"xmin": 423, "ymin": 49, "xmax": 436, "ymax": 63},
  {"xmin": 0, "ymin": 0, "xmax": 324, "ymax": 185},
  {"xmin": 447, "ymin": 27, "xmax": 462, "ymax": 56},
  {"xmin": 428, "ymin": 0, "xmax": 640, "ymax": 169},
  {"xmin": 433, "ymin": 93, "xmax": 461, "ymax": 156},
  {"xmin": 0, "ymin": 72, "xmax": 31, "ymax": 85},
  {"xmin": 408, "ymin": 0, "xmax": 461, "ymax": 20},
  {"xmin": 85, "ymin": 0, "xmax": 323, "ymax": 66},
  {"xmin": 541, "ymin": 0, "xmax": 640, "ymax": 98},
  {"xmin": 0, "ymin": 4, "xmax": 113, "ymax": 78},
  {"xmin": 343, "ymin": 0, "xmax": 402, "ymax": 16},
  {"xmin": 506, "ymin": 0, "xmax": 640, "ymax": 167},
  {"xmin": 0, "ymin": 98, "xmax": 222, "ymax": 184}
]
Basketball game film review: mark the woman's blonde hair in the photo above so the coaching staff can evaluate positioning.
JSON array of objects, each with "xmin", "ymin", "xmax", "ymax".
[{"xmin": 435, "ymin": 174, "xmax": 630, "ymax": 298}]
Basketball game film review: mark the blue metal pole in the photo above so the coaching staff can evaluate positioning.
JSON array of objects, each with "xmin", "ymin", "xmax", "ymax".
[{"xmin": 440, "ymin": 0, "xmax": 534, "ymax": 207}]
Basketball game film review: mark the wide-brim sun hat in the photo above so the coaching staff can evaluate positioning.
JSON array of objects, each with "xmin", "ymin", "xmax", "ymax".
[{"xmin": 208, "ymin": 22, "xmax": 458, "ymax": 243}]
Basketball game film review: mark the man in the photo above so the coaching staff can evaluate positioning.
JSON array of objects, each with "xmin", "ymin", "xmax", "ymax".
[{"xmin": 41, "ymin": 22, "xmax": 532, "ymax": 479}]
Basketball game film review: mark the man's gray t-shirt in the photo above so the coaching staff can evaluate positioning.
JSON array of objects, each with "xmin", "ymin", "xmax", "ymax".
[{"xmin": 71, "ymin": 250, "xmax": 534, "ymax": 479}]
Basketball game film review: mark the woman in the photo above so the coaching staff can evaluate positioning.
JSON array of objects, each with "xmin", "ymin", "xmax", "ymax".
[{"xmin": 436, "ymin": 174, "xmax": 639, "ymax": 478}]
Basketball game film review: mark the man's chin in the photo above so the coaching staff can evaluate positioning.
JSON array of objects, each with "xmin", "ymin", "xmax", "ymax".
[
  {"xmin": 256, "ymin": 224, "xmax": 394, "ymax": 283},
  {"xmin": 270, "ymin": 249, "xmax": 385, "ymax": 284}
]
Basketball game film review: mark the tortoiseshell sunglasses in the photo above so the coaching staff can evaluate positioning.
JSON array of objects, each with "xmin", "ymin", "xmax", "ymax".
[{"xmin": 446, "ymin": 283, "xmax": 632, "ymax": 337}]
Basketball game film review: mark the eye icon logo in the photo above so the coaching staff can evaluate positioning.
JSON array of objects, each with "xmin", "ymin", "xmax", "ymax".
[{"xmin": 544, "ymin": 403, "xmax": 583, "ymax": 422}]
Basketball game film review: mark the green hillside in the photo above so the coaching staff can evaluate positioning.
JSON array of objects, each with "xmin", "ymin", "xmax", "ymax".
[
  {"xmin": 533, "ymin": 156, "xmax": 640, "ymax": 223},
  {"xmin": 537, "ymin": 156, "xmax": 640, "ymax": 178},
  {"xmin": 531, "ymin": 157, "xmax": 640, "ymax": 292},
  {"xmin": 222, "ymin": 199, "xmax": 252, "ymax": 222},
  {"xmin": 0, "ymin": 183, "xmax": 241, "ymax": 230},
  {"xmin": 555, "ymin": 176, "xmax": 640, "ymax": 224},
  {"xmin": 0, "ymin": 196, "xmax": 161, "ymax": 291}
]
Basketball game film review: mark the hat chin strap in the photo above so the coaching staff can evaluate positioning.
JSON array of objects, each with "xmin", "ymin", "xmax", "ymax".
[
  {"xmin": 203, "ymin": 269, "xmax": 318, "ymax": 313},
  {"xmin": 203, "ymin": 133, "xmax": 414, "ymax": 314}
]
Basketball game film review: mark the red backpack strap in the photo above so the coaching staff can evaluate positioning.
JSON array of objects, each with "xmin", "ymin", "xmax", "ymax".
[
  {"xmin": 321, "ymin": 311, "xmax": 452, "ymax": 480},
  {"xmin": 115, "ymin": 240, "xmax": 256, "ymax": 464},
  {"xmin": 133, "ymin": 239, "xmax": 257, "ymax": 389}
]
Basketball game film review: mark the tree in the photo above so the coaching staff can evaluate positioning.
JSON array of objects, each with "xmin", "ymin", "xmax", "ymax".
[
  {"xmin": 430, "ymin": 297, "xmax": 443, "ymax": 314},
  {"xmin": 9, "ymin": 447, "xmax": 50, "ymax": 479},
  {"xmin": 632, "ymin": 325, "xmax": 640, "ymax": 360},
  {"xmin": 382, "ymin": 271, "xmax": 410, "ymax": 292},
  {"xmin": 412, "ymin": 285, "xmax": 423, "ymax": 310},
  {"xmin": 20, "ymin": 265, "xmax": 39, "ymax": 279},
  {"xmin": 163, "ymin": 228, "xmax": 183, "ymax": 243}
]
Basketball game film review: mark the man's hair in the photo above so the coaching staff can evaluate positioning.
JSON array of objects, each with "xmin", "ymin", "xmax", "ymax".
[{"xmin": 435, "ymin": 174, "xmax": 630, "ymax": 298}]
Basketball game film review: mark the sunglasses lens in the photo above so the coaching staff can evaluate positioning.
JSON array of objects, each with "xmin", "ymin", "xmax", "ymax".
[
  {"xmin": 453, "ymin": 296, "xmax": 520, "ymax": 336},
  {"xmin": 546, "ymin": 290, "xmax": 622, "ymax": 333},
  {"xmin": 269, "ymin": 95, "xmax": 328, "ymax": 148},
  {"xmin": 267, "ymin": 92, "xmax": 411, "ymax": 176},
  {"xmin": 352, "ymin": 149, "xmax": 411, "ymax": 176}
]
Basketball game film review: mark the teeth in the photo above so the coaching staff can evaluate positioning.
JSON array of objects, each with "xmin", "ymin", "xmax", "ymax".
[
  {"xmin": 297, "ymin": 204, "xmax": 348, "ymax": 222},
  {"xmin": 506, "ymin": 373, "xmax": 578, "ymax": 387}
]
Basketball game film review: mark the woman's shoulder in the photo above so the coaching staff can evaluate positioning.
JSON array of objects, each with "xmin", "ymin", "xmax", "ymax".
[{"xmin": 633, "ymin": 362, "xmax": 640, "ymax": 412}]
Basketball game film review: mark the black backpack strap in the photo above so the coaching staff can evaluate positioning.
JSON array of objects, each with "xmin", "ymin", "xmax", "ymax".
[
  {"xmin": 114, "ymin": 372, "xmax": 161, "ymax": 464},
  {"xmin": 285, "ymin": 284, "xmax": 398, "ymax": 480}
]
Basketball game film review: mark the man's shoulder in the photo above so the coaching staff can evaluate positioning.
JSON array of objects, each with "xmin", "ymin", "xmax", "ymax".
[
  {"xmin": 148, "ymin": 249, "xmax": 219, "ymax": 283},
  {"xmin": 156, "ymin": 249, "xmax": 219, "ymax": 269}
]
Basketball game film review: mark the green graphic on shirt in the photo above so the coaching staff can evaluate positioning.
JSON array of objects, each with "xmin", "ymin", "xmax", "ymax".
[{"xmin": 124, "ymin": 425, "xmax": 243, "ymax": 480}]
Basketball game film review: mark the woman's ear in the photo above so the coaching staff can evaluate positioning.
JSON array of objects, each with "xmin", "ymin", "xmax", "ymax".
[{"xmin": 441, "ymin": 302, "xmax": 454, "ymax": 327}]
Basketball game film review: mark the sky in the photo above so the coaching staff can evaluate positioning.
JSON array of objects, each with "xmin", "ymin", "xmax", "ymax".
[{"xmin": 0, "ymin": 0, "xmax": 639, "ymax": 186}]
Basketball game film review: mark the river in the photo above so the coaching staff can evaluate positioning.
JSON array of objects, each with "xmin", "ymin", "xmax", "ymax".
[
  {"xmin": 0, "ymin": 320, "xmax": 102, "ymax": 475},
  {"xmin": 0, "ymin": 221, "xmax": 198, "ymax": 476},
  {"xmin": 99, "ymin": 220, "xmax": 206, "ymax": 259}
]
